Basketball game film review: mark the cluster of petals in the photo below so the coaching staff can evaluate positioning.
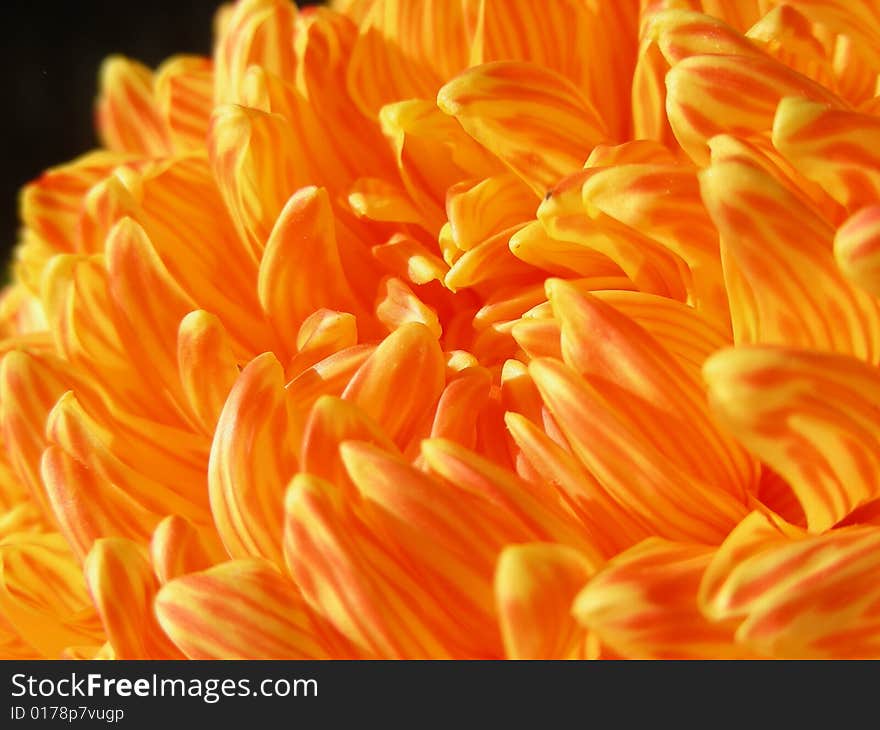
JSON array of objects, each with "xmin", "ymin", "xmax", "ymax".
[{"xmin": 3, "ymin": 0, "xmax": 880, "ymax": 659}]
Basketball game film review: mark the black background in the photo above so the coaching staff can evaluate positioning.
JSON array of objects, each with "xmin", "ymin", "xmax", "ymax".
[{"xmin": 0, "ymin": 0, "xmax": 322, "ymax": 265}]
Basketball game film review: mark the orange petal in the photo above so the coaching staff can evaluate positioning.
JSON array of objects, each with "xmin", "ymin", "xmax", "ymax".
[
  {"xmin": 40, "ymin": 445, "xmax": 159, "ymax": 561},
  {"xmin": 528, "ymin": 357, "xmax": 747, "ymax": 543},
  {"xmin": 20, "ymin": 151, "xmax": 123, "ymax": 256},
  {"xmin": 156, "ymin": 558, "xmax": 344, "ymax": 659},
  {"xmin": 547, "ymin": 279, "xmax": 754, "ymax": 500},
  {"xmin": 379, "ymin": 99, "xmax": 500, "ymax": 232},
  {"xmin": 341, "ymin": 323, "xmax": 445, "ymax": 446},
  {"xmin": 346, "ymin": 0, "xmax": 476, "ymax": 117},
  {"xmin": 287, "ymin": 309, "xmax": 359, "ymax": 375},
  {"xmin": 538, "ymin": 173, "xmax": 690, "ymax": 301},
  {"xmin": 375, "ymin": 277, "xmax": 442, "ymax": 338},
  {"xmin": 213, "ymin": 0, "xmax": 297, "ymax": 104},
  {"xmin": 699, "ymin": 156, "xmax": 880, "ymax": 361},
  {"xmin": 0, "ymin": 533, "xmax": 103, "ymax": 657},
  {"xmin": 257, "ymin": 186, "xmax": 357, "ymax": 358},
  {"xmin": 208, "ymin": 353, "xmax": 297, "ymax": 567},
  {"xmin": 372, "ymin": 233, "xmax": 449, "ymax": 286},
  {"xmin": 0, "ymin": 351, "xmax": 71, "ymax": 516},
  {"xmin": 208, "ymin": 105, "xmax": 308, "ymax": 262},
  {"xmin": 177, "ymin": 310, "xmax": 240, "ymax": 435},
  {"xmin": 666, "ymin": 53, "xmax": 845, "ymax": 165},
  {"xmin": 149, "ymin": 515, "xmax": 227, "ymax": 584},
  {"xmin": 701, "ymin": 512, "xmax": 880, "ymax": 658},
  {"xmin": 573, "ymin": 538, "xmax": 752, "ymax": 659},
  {"xmin": 84, "ymin": 538, "xmax": 181, "ymax": 658},
  {"xmin": 772, "ymin": 97, "xmax": 880, "ymax": 213},
  {"xmin": 835, "ymin": 204, "xmax": 880, "ymax": 297},
  {"xmin": 154, "ymin": 55, "xmax": 214, "ymax": 152},
  {"xmin": 105, "ymin": 217, "xmax": 196, "ymax": 410},
  {"xmin": 46, "ymin": 391, "xmax": 208, "ymax": 524},
  {"xmin": 283, "ymin": 473, "xmax": 454, "ymax": 658},
  {"xmin": 95, "ymin": 56, "xmax": 171, "ymax": 157},
  {"xmin": 445, "ymin": 174, "xmax": 536, "ymax": 252},
  {"xmin": 704, "ymin": 346, "xmax": 880, "ymax": 533},
  {"xmin": 438, "ymin": 61, "xmax": 609, "ymax": 195},
  {"xmin": 495, "ymin": 543, "xmax": 595, "ymax": 659},
  {"xmin": 421, "ymin": 438, "xmax": 604, "ymax": 567},
  {"xmin": 300, "ymin": 395, "xmax": 397, "ymax": 492}
]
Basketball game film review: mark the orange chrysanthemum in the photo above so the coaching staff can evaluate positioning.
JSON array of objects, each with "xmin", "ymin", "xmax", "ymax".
[{"xmin": 3, "ymin": 0, "xmax": 880, "ymax": 660}]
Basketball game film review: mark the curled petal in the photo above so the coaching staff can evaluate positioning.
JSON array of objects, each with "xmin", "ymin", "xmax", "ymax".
[
  {"xmin": 208, "ymin": 353, "xmax": 297, "ymax": 567},
  {"xmin": 439, "ymin": 61, "xmax": 608, "ymax": 195},
  {"xmin": 84, "ymin": 538, "xmax": 181, "ymax": 659},
  {"xmin": 704, "ymin": 346, "xmax": 880, "ymax": 533},
  {"xmin": 149, "ymin": 515, "xmax": 227, "ymax": 584},
  {"xmin": 495, "ymin": 543, "xmax": 595, "ymax": 660},
  {"xmin": 699, "ymin": 156, "xmax": 880, "ymax": 361},
  {"xmin": 341, "ymin": 323, "xmax": 445, "ymax": 446},
  {"xmin": 573, "ymin": 538, "xmax": 753, "ymax": 659},
  {"xmin": 96, "ymin": 56, "xmax": 170, "ymax": 156},
  {"xmin": 666, "ymin": 53, "xmax": 845, "ymax": 165},
  {"xmin": 156, "ymin": 559, "xmax": 343, "ymax": 659}
]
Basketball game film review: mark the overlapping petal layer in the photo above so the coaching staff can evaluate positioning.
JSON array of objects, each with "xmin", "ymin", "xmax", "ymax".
[{"xmin": 2, "ymin": 0, "xmax": 880, "ymax": 659}]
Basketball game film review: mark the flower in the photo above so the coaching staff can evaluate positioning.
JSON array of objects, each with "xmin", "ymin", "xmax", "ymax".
[{"xmin": 2, "ymin": 0, "xmax": 880, "ymax": 659}]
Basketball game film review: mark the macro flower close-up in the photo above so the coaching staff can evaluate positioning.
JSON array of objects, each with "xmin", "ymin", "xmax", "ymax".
[{"xmin": 3, "ymin": 0, "xmax": 880, "ymax": 661}]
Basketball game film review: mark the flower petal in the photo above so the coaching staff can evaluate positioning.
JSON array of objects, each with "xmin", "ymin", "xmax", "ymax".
[
  {"xmin": 666, "ymin": 53, "xmax": 845, "ymax": 165},
  {"xmin": 772, "ymin": 97, "xmax": 880, "ymax": 213},
  {"xmin": 573, "ymin": 538, "xmax": 752, "ymax": 659},
  {"xmin": 155, "ymin": 558, "xmax": 344, "ymax": 659},
  {"xmin": 96, "ymin": 56, "xmax": 171, "ymax": 157},
  {"xmin": 835, "ymin": 204, "xmax": 880, "ymax": 297},
  {"xmin": 257, "ymin": 186, "xmax": 357, "ymax": 358},
  {"xmin": 438, "ymin": 61, "xmax": 609, "ymax": 195},
  {"xmin": 699, "ymin": 155, "xmax": 880, "ymax": 361},
  {"xmin": 704, "ymin": 346, "xmax": 880, "ymax": 533},
  {"xmin": 701, "ymin": 512, "xmax": 880, "ymax": 658},
  {"xmin": 149, "ymin": 515, "xmax": 227, "ymax": 584},
  {"xmin": 341, "ymin": 322, "xmax": 445, "ymax": 446},
  {"xmin": 208, "ymin": 353, "xmax": 297, "ymax": 567},
  {"xmin": 528, "ymin": 357, "xmax": 748, "ymax": 543},
  {"xmin": 495, "ymin": 542, "xmax": 595, "ymax": 660},
  {"xmin": 176, "ymin": 310, "xmax": 240, "ymax": 435},
  {"xmin": 84, "ymin": 538, "xmax": 181, "ymax": 659}
]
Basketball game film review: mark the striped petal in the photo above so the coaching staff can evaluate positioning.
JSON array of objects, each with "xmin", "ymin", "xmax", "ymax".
[
  {"xmin": 284, "ymin": 473, "xmax": 457, "ymax": 658},
  {"xmin": 156, "ymin": 559, "xmax": 343, "ymax": 659},
  {"xmin": 208, "ymin": 353, "xmax": 297, "ymax": 567},
  {"xmin": 699, "ymin": 155, "xmax": 880, "ymax": 362},
  {"xmin": 154, "ymin": 56, "xmax": 214, "ymax": 152},
  {"xmin": 704, "ymin": 346, "xmax": 880, "ymax": 533},
  {"xmin": 772, "ymin": 97, "xmax": 880, "ymax": 213},
  {"xmin": 835, "ymin": 204, "xmax": 880, "ymax": 297},
  {"xmin": 495, "ymin": 543, "xmax": 595, "ymax": 660},
  {"xmin": 701, "ymin": 512, "xmax": 880, "ymax": 658},
  {"xmin": 438, "ymin": 62, "xmax": 608, "ymax": 195},
  {"xmin": 573, "ymin": 538, "xmax": 752, "ymax": 659},
  {"xmin": 208, "ymin": 105, "xmax": 308, "ymax": 262},
  {"xmin": 528, "ymin": 357, "xmax": 748, "ymax": 543},
  {"xmin": 213, "ymin": 0, "xmax": 297, "ymax": 104},
  {"xmin": 96, "ymin": 56, "xmax": 171, "ymax": 157},
  {"xmin": 176, "ymin": 310, "xmax": 240, "ymax": 435},
  {"xmin": 341, "ymin": 322, "xmax": 445, "ymax": 447},
  {"xmin": 666, "ymin": 53, "xmax": 845, "ymax": 165},
  {"xmin": 84, "ymin": 538, "xmax": 181, "ymax": 659},
  {"xmin": 547, "ymin": 279, "xmax": 754, "ymax": 499},
  {"xmin": 0, "ymin": 533, "xmax": 103, "ymax": 658},
  {"xmin": 346, "ymin": 0, "xmax": 476, "ymax": 116},
  {"xmin": 149, "ymin": 515, "xmax": 226, "ymax": 584},
  {"xmin": 257, "ymin": 186, "xmax": 357, "ymax": 358}
]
